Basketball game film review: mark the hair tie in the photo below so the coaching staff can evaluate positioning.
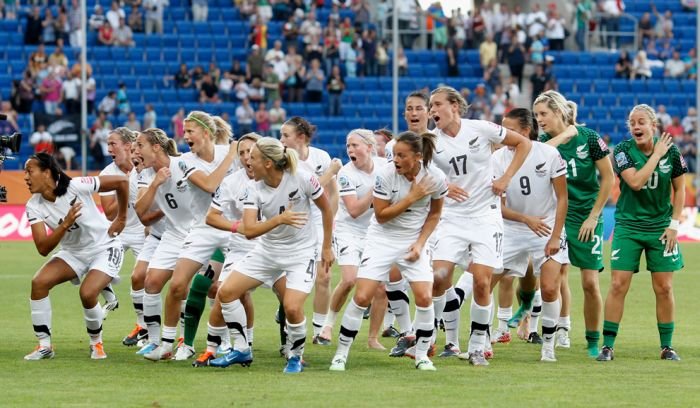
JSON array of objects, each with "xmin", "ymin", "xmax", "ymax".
[{"xmin": 188, "ymin": 116, "xmax": 213, "ymax": 135}]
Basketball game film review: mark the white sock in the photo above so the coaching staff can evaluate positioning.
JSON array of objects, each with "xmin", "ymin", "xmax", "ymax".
[
  {"xmin": 456, "ymin": 272, "xmax": 474, "ymax": 300},
  {"xmin": 179, "ymin": 300, "xmax": 186, "ymax": 339},
  {"xmin": 336, "ymin": 299, "xmax": 365, "ymax": 359},
  {"xmin": 101, "ymin": 284, "xmax": 117, "ymax": 303},
  {"xmin": 143, "ymin": 292, "xmax": 162, "ymax": 345},
  {"xmin": 414, "ymin": 305, "xmax": 435, "ymax": 361},
  {"xmin": 497, "ymin": 306, "xmax": 512, "ymax": 332},
  {"xmin": 487, "ymin": 294, "xmax": 495, "ymax": 344},
  {"xmin": 542, "ymin": 299, "xmax": 562, "ymax": 345},
  {"xmin": 383, "ymin": 307, "xmax": 395, "ymax": 329},
  {"xmin": 529, "ymin": 289, "xmax": 542, "ymax": 334},
  {"xmin": 443, "ymin": 286, "xmax": 464, "ymax": 346},
  {"xmin": 206, "ymin": 323, "xmax": 227, "ymax": 354},
  {"xmin": 30, "ymin": 297, "xmax": 52, "ymax": 348},
  {"xmin": 208, "ymin": 297, "xmax": 215, "ymax": 307},
  {"xmin": 323, "ymin": 310, "xmax": 338, "ymax": 331},
  {"xmin": 84, "ymin": 304, "xmax": 104, "ymax": 345},
  {"xmin": 386, "ymin": 279, "xmax": 412, "ymax": 334},
  {"xmin": 130, "ymin": 288, "xmax": 146, "ymax": 328},
  {"xmin": 246, "ymin": 327, "xmax": 254, "ymax": 346},
  {"xmin": 221, "ymin": 299, "xmax": 249, "ymax": 351},
  {"xmin": 558, "ymin": 315, "xmax": 571, "ymax": 331},
  {"xmin": 161, "ymin": 325, "xmax": 177, "ymax": 351},
  {"xmin": 286, "ymin": 319, "xmax": 307, "ymax": 357},
  {"xmin": 432, "ymin": 294, "xmax": 446, "ymax": 344},
  {"xmin": 312, "ymin": 312, "xmax": 326, "ymax": 337},
  {"xmin": 468, "ymin": 299, "xmax": 491, "ymax": 354}
]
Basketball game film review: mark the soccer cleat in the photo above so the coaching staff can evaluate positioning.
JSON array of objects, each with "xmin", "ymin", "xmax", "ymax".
[
  {"xmin": 540, "ymin": 345, "xmax": 557, "ymax": 362},
  {"xmin": 192, "ymin": 351, "xmax": 215, "ymax": 367},
  {"xmin": 439, "ymin": 343, "xmax": 461, "ymax": 358},
  {"xmin": 484, "ymin": 342, "xmax": 494, "ymax": 360},
  {"xmin": 217, "ymin": 344, "xmax": 233, "ymax": 356},
  {"xmin": 404, "ymin": 343, "xmax": 436, "ymax": 360},
  {"xmin": 122, "ymin": 325, "xmax": 148, "ymax": 346},
  {"xmin": 24, "ymin": 345, "xmax": 55, "ymax": 361},
  {"xmin": 143, "ymin": 344, "xmax": 172, "ymax": 361},
  {"xmin": 527, "ymin": 332, "xmax": 543, "ymax": 345},
  {"xmin": 283, "ymin": 355, "xmax": 304, "ymax": 374},
  {"xmin": 660, "ymin": 347, "xmax": 681, "ymax": 361},
  {"xmin": 596, "ymin": 346, "xmax": 614, "ymax": 362},
  {"xmin": 587, "ymin": 346, "xmax": 600, "ymax": 358},
  {"xmin": 136, "ymin": 342, "xmax": 158, "ymax": 355},
  {"xmin": 312, "ymin": 335, "xmax": 331, "ymax": 346},
  {"xmin": 492, "ymin": 329, "xmax": 512, "ymax": 344},
  {"xmin": 101, "ymin": 300, "xmax": 119, "ymax": 320},
  {"xmin": 467, "ymin": 350, "xmax": 489, "ymax": 366},
  {"xmin": 174, "ymin": 344, "xmax": 196, "ymax": 361},
  {"xmin": 389, "ymin": 334, "xmax": 416, "ymax": 357},
  {"xmin": 210, "ymin": 348, "xmax": 253, "ymax": 368},
  {"xmin": 381, "ymin": 325, "xmax": 401, "ymax": 338},
  {"xmin": 415, "ymin": 358, "xmax": 437, "ymax": 371},
  {"xmin": 90, "ymin": 342, "xmax": 107, "ymax": 360},
  {"xmin": 329, "ymin": 355, "xmax": 347, "ymax": 371},
  {"xmin": 555, "ymin": 328, "xmax": 571, "ymax": 348}
]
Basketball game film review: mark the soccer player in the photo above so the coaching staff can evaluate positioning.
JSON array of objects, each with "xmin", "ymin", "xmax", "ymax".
[
  {"xmin": 209, "ymin": 137, "xmax": 334, "ymax": 373},
  {"xmin": 597, "ymin": 105, "xmax": 686, "ymax": 362},
  {"xmin": 191, "ymin": 133, "xmax": 261, "ymax": 367},
  {"xmin": 492, "ymin": 108, "xmax": 569, "ymax": 362},
  {"xmin": 428, "ymin": 86, "xmax": 531, "ymax": 366},
  {"xmin": 279, "ymin": 116, "xmax": 340, "ymax": 344},
  {"xmin": 535, "ymin": 90, "xmax": 614, "ymax": 356},
  {"xmin": 329, "ymin": 131, "xmax": 447, "ymax": 372},
  {"xmin": 24, "ymin": 153, "xmax": 129, "ymax": 360},
  {"xmin": 317, "ymin": 129, "xmax": 386, "ymax": 349},
  {"xmin": 132, "ymin": 121, "xmax": 237, "ymax": 361}
]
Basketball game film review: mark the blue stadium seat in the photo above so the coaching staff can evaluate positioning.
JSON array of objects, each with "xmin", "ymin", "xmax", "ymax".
[
  {"xmin": 663, "ymin": 81, "xmax": 682, "ymax": 93},
  {"xmin": 618, "ymin": 93, "xmax": 636, "ymax": 107},
  {"xmin": 610, "ymin": 79, "xmax": 630, "ymax": 93},
  {"xmin": 592, "ymin": 80, "xmax": 609, "ymax": 93},
  {"xmin": 599, "ymin": 94, "xmax": 617, "ymax": 107}
]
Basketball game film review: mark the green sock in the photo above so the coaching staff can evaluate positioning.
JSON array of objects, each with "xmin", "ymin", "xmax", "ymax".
[
  {"xmin": 184, "ymin": 274, "xmax": 213, "ymax": 347},
  {"xmin": 519, "ymin": 290, "xmax": 535, "ymax": 310},
  {"xmin": 585, "ymin": 330, "xmax": 600, "ymax": 349},
  {"xmin": 602, "ymin": 321, "xmax": 620, "ymax": 348},
  {"xmin": 657, "ymin": 322, "xmax": 674, "ymax": 349}
]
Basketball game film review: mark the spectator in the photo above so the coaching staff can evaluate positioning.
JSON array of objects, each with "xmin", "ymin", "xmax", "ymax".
[
  {"xmin": 525, "ymin": 3, "xmax": 547, "ymax": 40},
  {"xmin": 631, "ymin": 50, "xmax": 652, "ymax": 79},
  {"xmin": 326, "ymin": 65, "xmax": 344, "ymax": 116},
  {"xmin": 353, "ymin": 1, "xmax": 371, "ymax": 29},
  {"xmin": 235, "ymin": 98, "xmax": 255, "ymax": 135},
  {"xmin": 665, "ymin": 51, "xmax": 687, "ymax": 78},
  {"xmin": 601, "ymin": 0, "xmax": 623, "ymax": 50},
  {"xmin": 615, "ymin": 50, "xmax": 633, "ymax": 78},
  {"xmin": 18, "ymin": 71, "xmax": 35, "ymax": 114},
  {"xmin": 219, "ymin": 71, "xmax": 234, "ymax": 102},
  {"xmin": 98, "ymin": 21, "xmax": 115, "ymax": 46},
  {"xmin": 67, "ymin": 0, "xmax": 82, "ymax": 47},
  {"xmin": 574, "ymin": 0, "xmax": 593, "ymax": 51},
  {"xmin": 428, "ymin": 2, "xmax": 448, "ymax": 49},
  {"xmin": 24, "ymin": 6, "xmax": 43, "ymax": 45},
  {"xmin": 446, "ymin": 36, "xmax": 461, "ymax": 77},
  {"xmin": 506, "ymin": 41, "xmax": 526, "ymax": 88},
  {"xmin": 247, "ymin": 77, "xmax": 265, "ymax": 102},
  {"xmin": 282, "ymin": 14, "xmax": 299, "ymax": 49},
  {"xmin": 284, "ymin": 57, "xmax": 305, "ymax": 102},
  {"xmin": 683, "ymin": 47, "xmax": 697, "ymax": 79},
  {"xmin": 271, "ymin": 52, "xmax": 289, "ymax": 84},
  {"xmin": 681, "ymin": 107, "xmax": 697, "ymax": 134},
  {"xmin": 246, "ymin": 44, "xmax": 265, "ymax": 81},
  {"xmin": 300, "ymin": 10, "xmax": 322, "ymax": 47},
  {"xmin": 339, "ymin": 16, "xmax": 354, "ymax": 61},
  {"xmin": 657, "ymin": 105, "xmax": 672, "ymax": 128},
  {"xmin": 530, "ymin": 64, "xmax": 551, "ymax": 103},
  {"xmin": 257, "ymin": 0, "xmax": 273, "ymax": 23},
  {"xmin": 376, "ymin": 40, "xmax": 389, "ymax": 76},
  {"xmin": 171, "ymin": 108, "xmax": 184, "ymax": 144},
  {"xmin": 638, "ymin": 12, "xmax": 654, "ymax": 45},
  {"xmin": 62, "ymin": 70, "xmax": 81, "ymax": 115},
  {"xmin": 644, "ymin": 37, "xmax": 660, "ymax": 60},
  {"xmin": 114, "ymin": 17, "xmax": 135, "ymax": 47},
  {"xmin": 128, "ymin": 6, "xmax": 144, "ymax": 33},
  {"xmin": 208, "ymin": 61, "xmax": 221, "ymax": 84},
  {"xmin": 144, "ymin": 0, "xmax": 167, "ymax": 35},
  {"xmin": 49, "ymin": 45, "xmax": 69, "ymax": 76},
  {"xmin": 652, "ymin": 5, "xmax": 674, "ymax": 39},
  {"xmin": 42, "ymin": 8, "xmax": 57, "ymax": 45},
  {"xmin": 490, "ymin": 84, "xmax": 508, "ymax": 124},
  {"xmin": 479, "ymin": 33, "xmax": 497, "ymax": 69},
  {"xmin": 506, "ymin": 76, "xmax": 521, "ymax": 101},
  {"xmin": 143, "ymin": 103, "xmax": 157, "ymax": 129},
  {"xmin": 0, "ymin": 101, "xmax": 18, "ymax": 135},
  {"xmin": 106, "ymin": 1, "xmax": 125, "ymax": 29},
  {"xmin": 117, "ymin": 82, "xmax": 130, "ymax": 115},
  {"xmin": 89, "ymin": 5, "xmax": 107, "ymax": 31},
  {"xmin": 124, "ymin": 111, "xmax": 141, "ymax": 131},
  {"xmin": 677, "ymin": 131, "xmax": 697, "ymax": 173},
  {"xmin": 30, "ymin": 124, "xmax": 54, "ymax": 154},
  {"xmin": 174, "ymin": 63, "xmax": 192, "ymax": 88},
  {"xmin": 255, "ymin": 102, "xmax": 271, "ymax": 136},
  {"xmin": 90, "ymin": 113, "xmax": 111, "ymax": 169},
  {"xmin": 85, "ymin": 71, "xmax": 97, "ymax": 114},
  {"xmin": 666, "ymin": 116, "xmax": 685, "ymax": 138},
  {"xmin": 41, "ymin": 71, "xmax": 63, "ymax": 114},
  {"xmin": 98, "ymin": 91, "xmax": 117, "ymax": 115},
  {"xmin": 3, "ymin": 0, "xmax": 17, "ymax": 20},
  {"xmin": 192, "ymin": 0, "xmax": 208, "ymax": 22},
  {"xmin": 324, "ymin": 23, "xmax": 341, "ymax": 76},
  {"xmin": 229, "ymin": 59, "xmax": 246, "ymax": 85},
  {"xmin": 262, "ymin": 63, "xmax": 281, "ymax": 103},
  {"xmin": 658, "ymin": 39, "xmax": 675, "ymax": 61},
  {"xmin": 265, "ymin": 40, "xmax": 285, "ymax": 62},
  {"xmin": 469, "ymin": 84, "xmax": 489, "ymax": 118},
  {"xmin": 191, "ymin": 65, "xmax": 205, "ymax": 89},
  {"xmin": 199, "ymin": 74, "xmax": 220, "ymax": 103},
  {"xmin": 344, "ymin": 40, "xmax": 358, "ymax": 78},
  {"xmin": 29, "ymin": 43, "xmax": 48, "ymax": 78},
  {"xmin": 55, "ymin": 7, "xmax": 71, "ymax": 45},
  {"xmin": 362, "ymin": 29, "xmax": 379, "ymax": 76},
  {"xmin": 681, "ymin": 0, "xmax": 697, "ymax": 11},
  {"xmin": 269, "ymin": 98, "xmax": 286, "ymax": 138},
  {"xmin": 529, "ymin": 31, "xmax": 546, "ymax": 64},
  {"xmin": 482, "ymin": 58, "xmax": 501, "ymax": 91},
  {"xmin": 545, "ymin": 9, "xmax": 566, "ymax": 51},
  {"xmin": 305, "ymin": 58, "xmax": 325, "ymax": 102}
]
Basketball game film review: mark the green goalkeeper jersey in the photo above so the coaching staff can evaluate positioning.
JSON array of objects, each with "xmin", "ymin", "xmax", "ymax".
[
  {"xmin": 612, "ymin": 138, "xmax": 688, "ymax": 231},
  {"xmin": 540, "ymin": 126, "xmax": 610, "ymax": 223}
]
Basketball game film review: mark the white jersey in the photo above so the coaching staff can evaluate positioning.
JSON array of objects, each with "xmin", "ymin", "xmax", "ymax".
[
  {"xmin": 385, "ymin": 139, "xmax": 396, "ymax": 162},
  {"xmin": 26, "ymin": 177, "xmax": 112, "ymax": 252},
  {"xmin": 137, "ymin": 156, "xmax": 211, "ymax": 238},
  {"xmin": 369, "ymin": 162, "xmax": 448, "ymax": 239},
  {"xmin": 99, "ymin": 162, "xmax": 144, "ymax": 237},
  {"xmin": 242, "ymin": 169, "xmax": 324, "ymax": 252},
  {"xmin": 182, "ymin": 144, "xmax": 238, "ymax": 177},
  {"xmin": 134, "ymin": 169, "xmax": 166, "ymax": 238},
  {"xmin": 492, "ymin": 142, "xmax": 567, "ymax": 233},
  {"xmin": 432, "ymin": 119, "xmax": 506, "ymax": 218},
  {"xmin": 335, "ymin": 157, "xmax": 385, "ymax": 235},
  {"xmin": 211, "ymin": 168, "xmax": 257, "ymax": 254},
  {"xmin": 298, "ymin": 146, "xmax": 331, "ymax": 225}
]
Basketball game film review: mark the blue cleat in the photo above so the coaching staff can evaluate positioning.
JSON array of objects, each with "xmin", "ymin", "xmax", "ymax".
[
  {"xmin": 210, "ymin": 349, "xmax": 253, "ymax": 368},
  {"xmin": 283, "ymin": 355, "xmax": 304, "ymax": 373},
  {"xmin": 136, "ymin": 342, "xmax": 158, "ymax": 356}
]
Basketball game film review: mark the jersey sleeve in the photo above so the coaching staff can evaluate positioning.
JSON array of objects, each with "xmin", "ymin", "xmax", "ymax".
[
  {"xmin": 316, "ymin": 150, "xmax": 332, "ymax": 177},
  {"xmin": 550, "ymin": 150, "xmax": 567, "ymax": 179},
  {"xmin": 587, "ymin": 128, "xmax": 610, "ymax": 161},
  {"xmin": 373, "ymin": 168, "xmax": 391, "ymax": 200},
  {"xmin": 73, "ymin": 177, "xmax": 101, "ymax": 194},
  {"xmin": 25, "ymin": 199, "xmax": 44, "ymax": 226},
  {"xmin": 177, "ymin": 158, "xmax": 198, "ymax": 180},
  {"xmin": 612, "ymin": 144, "xmax": 635, "ymax": 175},
  {"xmin": 670, "ymin": 145, "xmax": 689, "ymax": 179},
  {"xmin": 337, "ymin": 168, "xmax": 357, "ymax": 197},
  {"xmin": 539, "ymin": 133, "xmax": 552, "ymax": 143},
  {"xmin": 242, "ymin": 184, "xmax": 259, "ymax": 210},
  {"xmin": 97, "ymin": 167, "xmax": 115, "ymax": 196},
  {"xmin": 137, "ymin": 169, "xmax": 153, "ymax": 188},
  {"xmin": 210, "ymin": 182, "xmax": 231, "ymax": 212},
  {"xmin": 431, "ymin": 169, "xmax": 449, "ymax": 200},
  {"xmin": 474, "ymin": 119, "xmax": 507, "ymax": 144},
  {"xmin": 306, "ymin": 172, "xmax": 324, "ymax": 201}
]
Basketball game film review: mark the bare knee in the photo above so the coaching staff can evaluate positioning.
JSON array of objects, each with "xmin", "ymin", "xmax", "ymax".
[
  {"xmin": 31, "ymin": 276, "xmax": 54, "ymax": 298},
  {"xmin": 78, "ymin": 285, "xmax": 99, "ymax": 308},
  {"xmin": 168, "ymin": 278, "xmax": 189, "ymax": 301},
  {"xmin": 540, "ymin": 283, "xmax": 559, "ymax": 302},
  {"xmin": 284, "ymin": 304, "xmax": 304, "ymax": 321},
  {"xmin": 353, "ymin": 291, "xmax": 373, "ymax": 308},
  {"xmin": 413, "ymin": 292, "xmax": 432, "ymax": 308},
  {"xmin": 608, "ymin": 277, "xmax": 629, "ymax": 298},
  {"xmin": 653, "ymin": 280, "xmax": 673, "ymax": 298}
]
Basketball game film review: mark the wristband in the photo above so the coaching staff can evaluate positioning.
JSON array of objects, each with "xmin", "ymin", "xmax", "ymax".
[
  {"xmin": 668, "ymin": 219, "xmax": 679, "ymax": 231},
  {"xmin": 231, "ymin": 220, "xmax": 241, "ymax": 234}
]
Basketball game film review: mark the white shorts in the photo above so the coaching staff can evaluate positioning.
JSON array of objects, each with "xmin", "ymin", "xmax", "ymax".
[
  {"xmin": 497, "ymin": 229, "xmax": 570, "ymax": 278},
  {"xmin": 432, "ymin": 215, "xmax": 504, "ymax": 270},
  {"xmin": 136, "ymin": 233, "xmax": 160, "ymax": 263},
  {"xmin": 119, "ymin": 231, "xmax": 145, "ymax": 258},
  {"xmin": 333, "ymin": 230, "xmax": 365, "ymax": 266},
  {"xmin": 149, "ymin": 230, "xmax": 185, "ymax": 270},
  {"xmin": 180, "ymin": 225, "xmax": 230, "ymax": 266},
  {"xmin": 54, "ymin": 239, "xmax": 124, "ymax": 286},
  {"xmin": 357, "ymin": 235, "xmax": 433, "ymax": 283},
  {"xmin": 234, "ymin": 244, "xmax": 316, "ymax": 293},
  {"xmin": 313, "ymin": 222, "xmax": 323, "ymax": 262},
  {"xmin": 219, "ymin": 246, "xmax": 255, "ymax": 283}
]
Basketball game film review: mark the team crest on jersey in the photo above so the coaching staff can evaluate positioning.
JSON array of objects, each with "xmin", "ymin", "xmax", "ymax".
[
  {"xmin": 315, "ymin": 164, "xmax": 323, "ymax": 176},
  {"xmin": 468, "ymin": 136, "xmax": 480, "ymax": 151},
  {"xmin": 535, "ymin": 162, "xmax": 548, "ymax": 177},
  {"xmin": 658, "ymin": 158, "xmax": 671, "ymax": 174},
  {"xmin": 576, "ymin": 144, "xmax": 589, "ymax": 159},
  {"xmin": 338, "ymin": 175, "xmax": 350, "ymax": 189},
  {"xmin": 239, "ymin": 188, "xmax": 249, "ymax": 202},
  {"xmin": 615, "ymin": 152, "xmax": 628, "ymax": 167},
  {"xmin": 374, "ymin": 177, "xmax": 385, "ymax": 194},
  {"xmin": 176, "ymin": 179, "xmax": 188, "ymax": 192},
  {"xmin": 178, "ymin": 160, "xmax": 189, "ymax": 174}
]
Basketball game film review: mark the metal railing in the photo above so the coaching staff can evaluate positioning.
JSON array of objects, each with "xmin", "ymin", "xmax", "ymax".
[{"xmin": 585, "ymin": 12, "xmax": 639, "ymax": 51}]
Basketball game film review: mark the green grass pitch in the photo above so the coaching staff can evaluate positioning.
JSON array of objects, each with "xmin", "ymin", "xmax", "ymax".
[{"xmin": 1, "ymin": 241, "xmax": 698, "ymax": 407}]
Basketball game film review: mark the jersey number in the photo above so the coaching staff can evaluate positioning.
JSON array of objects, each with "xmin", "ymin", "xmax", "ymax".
[
  {"xmin": 304, "ymin": 258, "xmax": 316, "ymax": 283},
  {"xmin": 519, "ymin": 176, "xmax": 531, "ymax": 195},
  {"xmin": 641, "ymin": 171, "xmax": 659, "ymax": 190},
  {"xmin": 567, "ymin": 158, "xmax": 578, "ymax": 178},
  {"xmin": 164, "ymin": 193, "xmax": 178, "ymax": 209},
  {"xmin": 449, "ymin": 155, "xmax": 467, "ymax": 175},
  {"xmin": 107, "ymin": 247, "xmax": 123, "ymax": 269},
  {"xmin": 591, "ymin": 235, "xmax": 602, "ymax": 255},
  {"xmin": 493, "ymin": 232, "xmax": 503, "ymax": 256}
]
